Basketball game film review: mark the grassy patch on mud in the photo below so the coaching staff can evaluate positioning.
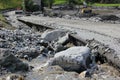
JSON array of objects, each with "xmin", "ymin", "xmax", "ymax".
[{"xmin": 0, "ymin": 13, "xmax": 14, "ymax": 30}]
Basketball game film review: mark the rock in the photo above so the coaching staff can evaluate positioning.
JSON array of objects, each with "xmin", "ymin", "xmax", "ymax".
[
  {"xmin": 40, "ymin": 40, "xmax": 49, "ymax": 47},
  {"xmin": 0, "ymin": 48, "xmax": 29, "ymax": 72},
  {"xmin": 6, "ymin": 74, "xmax": 24, "ymax": 80},
  {"xmin": 53, "ymin": 43, "xmax": 66, "ymax": 52},
  {"xmin": 79, "ymin": 71, "xmax": 87, "ymax": 78},
  {"xmin": 41, "ymin": 30, "xmax": 67, "ymax": 42},
  {"xmin": 79, "ymin": 70, "xmax": 91, "ymax": 78},
  {"xmin": 63, "ymin": 15, "xmax": 71, "ymax": 19},
  {"xmin": 0, "ymin": 39, "xmax": 12, "ymax": 48},
  {"xmin": 89, "ymin": 17, "xmax": 101, "ymax": 22},
  {"xmin": 0, "ymin": 78, "xmax": 6, "ymax": 80},
  {"xmin": 43, "ymin": 72, "xmax": 80, "ymax": 80},
  {"xmin": 44, "ymin": 72, "xmax": 81, "ymax": 80},
  {"xmin": 57, "ymin": 33, "xmax": 69, "ymax": 45},
  {"xmin": 55, "ymin": 72, "xmax": 80, "ymax": 80},
  {"xmin": 51, "ymin": 46, "xmax": 91, "ymax": 72},
  {"xmin": 32, "ymin": 63, "xmax": 81, "ymax": 80},
  {"xmin": 38, "ymin": 65, "xmax": 64, "ymax": 74},
  {"xmin": 17, "ymin": 46, "xmax": 41, "ymax": 59}
]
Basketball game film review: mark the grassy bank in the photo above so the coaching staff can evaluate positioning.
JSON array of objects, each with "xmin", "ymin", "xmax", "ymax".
[
  {"xmin": 54, "ymin": 0, "xmax": 67, "ymax": 5},
  {"xmin": 0, "ymin": 13, "xmax": 15, "ymax": 30},
  {"xmin": 0, "ymin": 13, "xmax": 8, "ymax": 28},
  {"xmin": 0, "ymin": 0, "xmax": 22, "ymax": 10},
  {"xmin": 0, "ymin": 14, "xmax": 6, "ymax": 21},
  {"xmin": 93, "ymin": 3, "xmax": 120, "ymax": 7}
]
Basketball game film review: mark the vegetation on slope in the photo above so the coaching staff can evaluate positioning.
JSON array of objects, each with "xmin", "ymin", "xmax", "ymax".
[
  {"xmin": 0, "ymin": 0, "xmax": 120, "ymax": 10},
  {"xmin": 0, "ymin": 13, "xmax": 14, "ymax": 29},
  {"xmin": 0, "ymin": 0, "xmax": 22, "ymax": 10}
]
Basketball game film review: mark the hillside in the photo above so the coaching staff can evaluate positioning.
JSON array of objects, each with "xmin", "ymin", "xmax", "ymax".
[{"xmin": 0, "ymin": 0, "xmax": 22, "ymax": 10}]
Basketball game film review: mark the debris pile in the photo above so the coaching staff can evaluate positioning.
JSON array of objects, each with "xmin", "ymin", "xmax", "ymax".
[
  {"xmin": 100, "ymin": 15, "xmax": 120, "ymax": 23},
  {"xmin": 41, "ymin": 9, "xmax": 120, "ymax": 24},
  {"xmin": 1, "ymin": 10, "xmax": 120, "ymax": 80}
]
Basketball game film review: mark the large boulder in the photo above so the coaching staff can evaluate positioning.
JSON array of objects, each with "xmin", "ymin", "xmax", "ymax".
[
  {"xmin": 41, "ymin": 30, "xmax": 67, "ymax": 42},
  {"xmin": 0, "ymin": 48, "xmax": 29, "ymax": 72},
  {"xmin": 51, "ymin": 46, "xmax": 91, "ymax": 72}
]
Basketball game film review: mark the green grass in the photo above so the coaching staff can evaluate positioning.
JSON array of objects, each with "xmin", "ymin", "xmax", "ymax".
[
  {"xmin": 0, "ymin": 0, "xmax": 22, "ymax": 10},
  {"xmin": 0, "ymin": 13, "xmax": 8, "ymax": 28},
  {"xmin": 93, "ymin": 3, "xmax": 120, "ymax": 7},
  {"xmin": 0, "ymin": 14, "xmax": 6, "ymax": 21},
  {"xmin": 54, "ymin": 0, "xmax": 67, "ymax": 5},
  {"xmin": 0, "ymin": 13, "xmax": 15, "ymax": 30}
]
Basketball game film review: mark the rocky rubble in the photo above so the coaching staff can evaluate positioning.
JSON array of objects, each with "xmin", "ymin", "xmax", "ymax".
[
  {"xmin": 0, "ymin": 28, "xmax": 42, "ymax": 58},
  {"xmin": 1, "ymin": 26, "xmax": 120, "ymax": 79},
  {"xmin": 0, "ymin": 26, "xmax": 71, "ymax": 71},
  {"xmin": 1, "ymin": 11, "xmax": 120, "ymax": 80}
]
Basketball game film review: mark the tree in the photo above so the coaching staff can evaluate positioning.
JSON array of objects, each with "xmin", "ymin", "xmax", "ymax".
[
  {"xmin": 49, "ymin": 0, "xmax": 54, "ymax": 8},
  {"xmin": 23, "ymin": 0, "xmax": 40, "ymax": 12},
  {"xmin": 41, "ymin": 0, "xmax": 44, "ymax": 12},
  {"xmin": 44, "ymin": 0, "xmax": 54, "ymax": 9}
]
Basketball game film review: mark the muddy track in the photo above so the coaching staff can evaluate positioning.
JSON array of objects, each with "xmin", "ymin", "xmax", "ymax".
[{"xmin": 18, "ymin": 14, "xmax": 120, "ymax": 69}]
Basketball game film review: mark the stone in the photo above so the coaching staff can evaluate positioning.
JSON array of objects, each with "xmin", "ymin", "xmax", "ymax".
[
  {"xmin": 39, "ymin": 65, "xmax": 64, "ymax": 74},
  {"xmin": 55, "ymin": 72, "xmax": 80, "ymax": 80},
  {"xmin": 32, "ymin": 64, "xmax": 81, "ymax": 80},
  {"xmin": 79, "ymin": 70, "xmax": 91, "ymax": 78},
  {"xmin": 6, "ymin": 74, "xmax": 24, "ymax": 80},
  {"xmin": 40, "ymin": 40, "xmax": 49, "ymax": 47},
  {"xmin": 17, "ymin": 46, "xmax": 41, "ymax": 59},
  {"xmin": 41, "ymin": 30, "xmax": 67, "ymax": 42},
  {"xmin": 0, "ymin": 48, "xmax": 29, "ymax": 72},
  {"xmin": 79, "ymin": 71, "xmax": 87, "ymax": 78},
  {"xmin": 57, "ymin": 33, "xmax": 69, "ymax": 45},
  {"xmin": 63, "ymin": 15, "xmax": 71, "ymax": 19},
  {"xmin": 51, "ymin": 46, "xmax": 91, "ymax": 72},
  {"xmin": 53, "ymin": 43, "xmax": 66, "ymax": 52},
  {"xmin": 43, "ymin": 72, "xmax": 80, "ymax": 80}
]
